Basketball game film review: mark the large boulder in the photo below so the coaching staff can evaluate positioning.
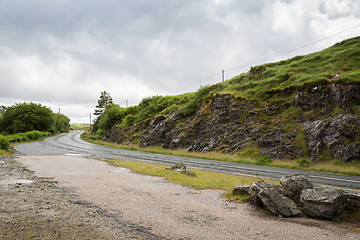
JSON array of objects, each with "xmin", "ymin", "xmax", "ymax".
[
  {"xmin": 342, "ymin": 190, "xmax": 360, "ymax": 212},
  {"xmin": 280, "ymin": 174, "xmax": 313, "ymax": 205},
  {"xmin": 258, "ymin": 188, "xmax": 301, "ymax": 217},
  {"xmin": 300, "ymin": 188, "xmax": 346, "ymax": 219},
  {"xmin": 248, "ymin": 180, "xmax": 277, "ymax": 206}
]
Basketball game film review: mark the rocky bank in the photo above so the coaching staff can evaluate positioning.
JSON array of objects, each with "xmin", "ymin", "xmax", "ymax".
[{"xmin": 104, "ymin": 82, "xmax": 360, "ymax": 162}]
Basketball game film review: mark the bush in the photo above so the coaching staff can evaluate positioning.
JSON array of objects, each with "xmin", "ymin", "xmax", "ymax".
[
  {"xmin": 297, "ymin": 158, "xmax": 312, "ymax": 167},
  {"xmin": 256, "ymin": 154, "xmax": 273, "ymax": 164},
  {"xmin": 0, "ymin": 134, "xmax": 9, "ymax": 150},
  {"xmin": 25, "ymin": 130, "xmax": 44, "ymax": 140},
  {"xmin": 0, "ymin": 102, "xmax": 55, "ymax": 134}
]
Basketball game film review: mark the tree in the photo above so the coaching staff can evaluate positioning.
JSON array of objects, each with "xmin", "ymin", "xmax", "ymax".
[
  {"xmin": 0, "ymin": 103, "xmax": 55, "ymax": 134},
  {"xmin": 54, "ymin": 113, "xmax": 71, "ymax": 133},
  {"xmin": 0, "ymin": 106, "xmax": 6, "ymax": 116},
  {"xmin": 94, "ymin": 91, "xmax": 113, "ymax": 117}
]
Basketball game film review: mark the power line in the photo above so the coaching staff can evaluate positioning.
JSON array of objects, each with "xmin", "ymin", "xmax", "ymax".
[{"xmin": 169, "ymin": 23, "xmax": 360, "ymax": 95}]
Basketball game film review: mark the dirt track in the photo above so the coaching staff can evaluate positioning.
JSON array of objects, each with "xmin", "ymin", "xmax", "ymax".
[{"xmin": 1, "ymin": 155, "xmax": 359, "ymax": 239}]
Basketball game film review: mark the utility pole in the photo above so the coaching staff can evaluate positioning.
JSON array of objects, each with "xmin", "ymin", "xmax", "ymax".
[
  {"xmin": 89, "ymin": 113, "xmax": 92, "ymax": 131},
  {"xmin": 222, "ymin": 69, "xmax": 224, "ymax": 82},
  {"xmin": 58, "ymin": 108, "xmax": 61, "ymax": 114},
  {"xmin": 126, "ymin": 100, "xmax": 128, "ymax": 108}
]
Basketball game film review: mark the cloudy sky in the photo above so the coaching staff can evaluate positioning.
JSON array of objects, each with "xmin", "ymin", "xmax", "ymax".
[{"xmin": 0, "ymin": 0, "xmax": 359, "ymax": 123}]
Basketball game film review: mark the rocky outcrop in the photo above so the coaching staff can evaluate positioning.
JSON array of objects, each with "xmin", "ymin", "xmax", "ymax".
[
  {"xmin": 104, "ymin": 83, "xmax": 360, "ymax": 162},
  {"xmin": 294, "ymin": 83, "xmax": 360, "ymax": 111},
  {"xmin": 303, "ymin": 114, "xmax": 360, "ymax": 162}
]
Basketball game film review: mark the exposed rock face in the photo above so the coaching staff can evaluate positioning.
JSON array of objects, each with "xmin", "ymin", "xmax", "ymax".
[
  {"xmin": 303, "ymin": 114, "xmax": 360, "ymax": 162},
  {"xmin": 294, "ymin": 83, "xmax": 360, "ymax": 111},
  {"xmin": 280, "ymin": 174, "xmax": 313, "ymax": 205},
  {"xmin": 258, "ymin": 188, "xmax": 301, "ymax": 217},
  {"xmin": 104, "ymin": 83, "xmax": 360, "ymax": 162}
]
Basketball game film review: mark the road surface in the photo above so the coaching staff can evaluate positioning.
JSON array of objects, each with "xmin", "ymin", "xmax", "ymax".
[{"xmin": 14, "ymin": 130, "xmax": 360, "ymax": 190}]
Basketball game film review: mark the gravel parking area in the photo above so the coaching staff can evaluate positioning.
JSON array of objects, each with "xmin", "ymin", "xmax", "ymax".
[
  {"xmin": 0, "ymin": 156, "xmax": 163, "ymax": 239},
  {"xmin": 1, "ymin": 155, "xmax": 359, "ymax": 239}
]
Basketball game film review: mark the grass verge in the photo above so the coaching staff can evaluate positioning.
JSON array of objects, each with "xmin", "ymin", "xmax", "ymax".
[
  {"xmin": 81, "ymin": 132, "xmax": 360, "ymax": 176},
  {"xmin": 106, "ymin": 159, "xmax": 277, "ymax": 203}
]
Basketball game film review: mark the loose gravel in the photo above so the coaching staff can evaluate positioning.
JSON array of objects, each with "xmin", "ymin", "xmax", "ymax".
[
  {"xmin": 1, "ymin": 155, "xmax": 359, "ymax": 239},
  {"xmin": 0, "ymin": 156, "xmax": 163, "ymax": 239}
]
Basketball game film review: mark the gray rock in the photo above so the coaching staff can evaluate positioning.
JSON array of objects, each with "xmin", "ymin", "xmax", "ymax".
[
  {"xmin": 233, "ymin": 185, "xmax": 250, "ymax": 195},
  {"xmin": 280, "ymin": 174, "xmax": 313, "ymax": 205},
  {"xmin": 167, "ymin": 163, "xmax": 195, "ymax": 176},
  {"xmin": 303, "ymin": 114, "xmax": 360, "ymax": 162},
  {"xmin": 342, "ymin": 190, "xmax": 360, "ymax": 211},
  {"xmin": 258, "ymin": 188, "xmax": 301, "ymax": 217},
  {"xmin": 300, "ymin": 188, "xmax": 345, "ymax": 219},
  {"xmin": 248, "ymin": 180, "xmax": 276, "ymax": 206}
]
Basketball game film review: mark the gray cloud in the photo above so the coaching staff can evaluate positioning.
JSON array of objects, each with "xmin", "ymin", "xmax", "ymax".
[{"xmin": 0, "ymin": 0, "xmax": 359, "ymax": 123}]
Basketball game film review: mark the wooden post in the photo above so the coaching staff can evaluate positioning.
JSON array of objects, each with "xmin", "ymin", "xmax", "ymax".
[{"xmin": 222, "ymin": 69, "xmax": 224, "ymax": 82}]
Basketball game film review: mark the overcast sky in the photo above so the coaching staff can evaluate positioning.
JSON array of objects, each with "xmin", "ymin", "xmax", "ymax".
[{"xmin": 0, "ymin": 0, "xmax": 359, "ymax": 123}]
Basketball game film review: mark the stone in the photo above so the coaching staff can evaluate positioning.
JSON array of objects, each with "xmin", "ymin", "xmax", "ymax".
[
  {"xmin": 280, "ymin": 174, "xmax": 313, "ymax": 205},
  {"xmin": 167, "ymin": 163, "xmax": 195, "ymax": 176},
  {"xmin": 258, "ymin": 188, "xmax": 301, "ymax": 217},
  {"xmin": 248, "ymin": 180, "xmax": 276, "ymax": 207},
  {"xmin": 232, "ymin": 185, "xmax": 250, "ymax": 195},
  {"xmin": 342, "ymin": 190, "xmax": 360, "ymax": 212},
  {"xmin": 300, "ymin": 188, "xmax": 345, "ymax": 219}
]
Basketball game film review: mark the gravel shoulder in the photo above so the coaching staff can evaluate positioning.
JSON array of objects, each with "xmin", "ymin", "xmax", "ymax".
[
  {"xmin": 0, "ymin": 156, "xmax": 162, "ymax": 239},
  {"xmin": 1, "ymin": 155, "xmax": 359, "ymax": 239}
]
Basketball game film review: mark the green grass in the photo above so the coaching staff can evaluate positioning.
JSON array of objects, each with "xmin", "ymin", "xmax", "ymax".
[
  {"xmin": 106, "ymin": 159, "xmax": 278, "ymax": 202},
  {"xmin": 70, "ymin": 123, "xmax": 90, "ymax": 130},
  {"xmin": 81, "ymin": 132, "xmax": 360, "ymax": 176}
]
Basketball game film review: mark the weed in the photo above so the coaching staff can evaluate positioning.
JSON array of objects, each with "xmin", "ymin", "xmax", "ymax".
[
  {"xmin": 294, "ymin": 129, "xmax": 308, "ymax": 155},
  {"xmin": 257, "ymin": 155, "xmax": 273, "ymax": 164},
  {"xmin": 296, "ymin": 158, "xmax": 311, "ymax": 167},
  {"xmin": 318, "ymin": 150, "xmax": 332, "ymax": 163},
  {"xmin": 0, "ymin": 134, "xmax": 9, "ymax": 150}
]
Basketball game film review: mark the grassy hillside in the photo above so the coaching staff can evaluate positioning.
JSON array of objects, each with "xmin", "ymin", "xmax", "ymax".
[
  {"xmin": 92, "ymin": 36, "xmax": 360, "ymax": 137},
  {"xmin": 219, "ymin": 36, "xmax": 360, "ymax": 99}
]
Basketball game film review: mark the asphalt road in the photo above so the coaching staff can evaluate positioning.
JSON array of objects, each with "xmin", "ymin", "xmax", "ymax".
[{"xmin": 14, "ymin": 130, "xmax": 360, "ymax": 190}]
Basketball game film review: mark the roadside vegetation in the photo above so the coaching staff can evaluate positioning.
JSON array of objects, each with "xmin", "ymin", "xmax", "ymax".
[
  {"xmin": 84, "ymin": 36, "xmax": 360, "ymax": 176},
  {"xmin": 82, "ymin": 132, "xmax": 360, "ymax": 176},
  {"xmin": 70, "ymin": 123, "xmax": 90, "ymax": 130},
  {"xmin": 0, "ymin": 102, "xmax": 71, "ymax": 155},
  {"xmin": 106, "ymin": 159, "xmax": 278, "ymax": 203}
]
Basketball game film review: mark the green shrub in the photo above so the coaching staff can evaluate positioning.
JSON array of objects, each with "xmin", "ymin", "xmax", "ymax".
[
  {"xmin": 318, "ymin": 150, "xmax": 332, "ymax": 162},
  {"xmin": 25, "ymin": 130, "xmax": 43, "ymax": 140},
  {"xmin": 294, "ymin": 129, "xmax": 308, "ymax": 155},
  {"xmin": 256, "ymin": 154, "xmax": 273, "ymax": 164},
  {"xmin": 297, "ymin": 157, "xmax": 311, "ymax": 167},
  {"xmin": 0, "ymin": 135, "xmax": 9, "ymax": 150},
  {"xmin": 181, "ymin": 85, "xmax": 211, "ymax": 117}
]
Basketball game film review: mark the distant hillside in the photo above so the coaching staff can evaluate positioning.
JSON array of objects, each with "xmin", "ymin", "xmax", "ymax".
[{"xmin": 97, "ymin": 36, "xmax": 360, "ymax": 162}]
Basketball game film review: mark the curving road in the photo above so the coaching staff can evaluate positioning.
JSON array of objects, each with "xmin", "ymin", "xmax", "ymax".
[{"xmin": 14, "ymin": 130, "xmax": 360, "ymax": 190}]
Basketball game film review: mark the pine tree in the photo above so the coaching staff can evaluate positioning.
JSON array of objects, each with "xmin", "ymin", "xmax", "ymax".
[{"xmin": 94, "ymin": 91, "xmax": 113, "ymax": 116}]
